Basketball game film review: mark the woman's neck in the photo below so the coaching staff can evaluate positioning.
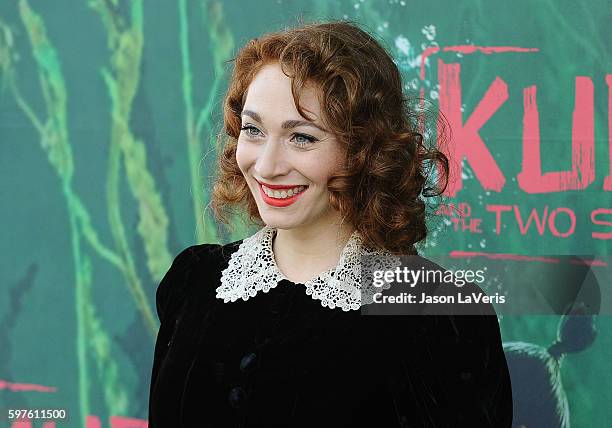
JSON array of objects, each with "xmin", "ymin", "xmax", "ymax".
[{"xmin": 271, "ymin": 218, "xmax": 355, "ymax": 284}]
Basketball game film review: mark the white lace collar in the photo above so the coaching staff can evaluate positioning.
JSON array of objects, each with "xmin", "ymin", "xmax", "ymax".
[{"xmin": 215, "ymin": 225, "xmax": 401, "ymax": 311}]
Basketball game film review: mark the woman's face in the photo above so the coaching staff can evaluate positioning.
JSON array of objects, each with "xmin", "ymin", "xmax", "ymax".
[{"xmin": 236, "ymin": 62, "xmax": 345, "ymax": 230}]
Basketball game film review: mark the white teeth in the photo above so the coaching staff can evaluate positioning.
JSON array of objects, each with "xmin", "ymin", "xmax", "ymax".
[{"xmin": 262, "ymin": 185, "xmax": 306, "ymax": 199}]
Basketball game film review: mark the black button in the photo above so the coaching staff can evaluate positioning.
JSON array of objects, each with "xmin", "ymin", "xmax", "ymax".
[
  {"xmin": 240, "ymin": 353, "xmax": 258, "ymax": 373},
  {"xmin": 228, "ymin": 386, "xmax": 247, "ymax": 408},
  {"xmin": 460, "ymin": 371, "xmax": 472, "ymax": 381}
]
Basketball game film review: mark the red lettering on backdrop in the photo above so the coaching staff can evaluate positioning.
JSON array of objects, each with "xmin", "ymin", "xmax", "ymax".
[
  {"xmin": 485, "ymin": 205, "xmax": 578, "ymax": 237},
  {"xmin": 548, "ymin": 207, "xmax": 576, "ymax": 237},
  {"xmin": 86, "ymin": 416, "xmax": 101, "ymax": 428},
  {"xmin": 518, "ymin": 77, "xmax": 595, "ymax": 192},
  {"xmin": 109, "ymin": 416, "xmax": 148, "ymax": 427},
  {"xmin": 591, "ymin": 208, "xmax": 612, "ymax": 239},
  {"xmin": 86, "ymin": 416, "xmax": 148, "ymax": 427},
  {"xmin": 486, "ymin": 204, "xmax": 512, "ymax": 234},
  {"xmin": 9, "ymin": 423, "xmax": 56, "ymax": 427},
  {"xmin": 604, "ymin": 75, "xmax": 612, "ymax": 190},
  {"xmin": 9, "ymin": 416, "xmax": 148, "ymax": 427},
  {"xmin": 514, "ymin": 205, "xmax": 549, "ymax": 235},
  {"xmin": 437, "ymin": 59, "xmax": 507, "ymax": 196}
]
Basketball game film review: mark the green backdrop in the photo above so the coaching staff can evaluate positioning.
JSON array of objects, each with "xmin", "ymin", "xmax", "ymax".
[{"xmin": 1, "ymin": 0, "xmax": 610, "ymax": 426}]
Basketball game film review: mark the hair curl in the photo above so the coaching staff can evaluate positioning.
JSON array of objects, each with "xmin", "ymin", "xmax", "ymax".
[{"xmin": 212, "ymin": 20, "xmax": 450, "ymax": 255}]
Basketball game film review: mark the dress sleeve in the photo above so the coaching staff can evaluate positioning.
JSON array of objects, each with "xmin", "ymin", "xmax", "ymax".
[
  {"xmin": 148, "ymin": 245, "xmax": 203, "ymax": 411},
  {"xmin": 154, "ymin": 246, "xmax": 200, "ymax": 323},
  {"xmin": 387, "ymin": 309, "xmax": 513, "ymax": 427}
]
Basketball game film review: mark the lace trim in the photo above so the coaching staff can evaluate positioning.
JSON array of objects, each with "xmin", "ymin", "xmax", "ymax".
[{"xmin": 215, "ymin": 225, "xmax": 401, "ymax": 311}]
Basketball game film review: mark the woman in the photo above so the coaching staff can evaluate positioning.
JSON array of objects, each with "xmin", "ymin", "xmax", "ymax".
[{"xmin": 148, "ymin": 20, "xmax": 513, "ymax": 427}]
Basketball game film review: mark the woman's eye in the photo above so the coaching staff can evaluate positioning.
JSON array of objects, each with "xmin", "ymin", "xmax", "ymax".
[
  {"xmin": 240, "ymin": 125, "xmax": 261, "ymax": 137},
  {"xmin": 291, "ymin": 133, "xmax": 317, "ymax": 148},
  {"xmin": 240, "ymin": 126, "xmax": 317, "ymax": 148}
]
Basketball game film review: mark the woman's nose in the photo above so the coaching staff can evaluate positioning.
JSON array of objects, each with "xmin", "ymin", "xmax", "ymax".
[{"xmin": 255, "ymin": 138, "xmax": 289, "ymax": 177}]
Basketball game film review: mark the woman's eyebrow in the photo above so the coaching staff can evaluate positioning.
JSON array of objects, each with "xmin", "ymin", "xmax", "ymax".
[{"xmin": 241, "ymin": 109, "xmax": 327, "ymax": 132}]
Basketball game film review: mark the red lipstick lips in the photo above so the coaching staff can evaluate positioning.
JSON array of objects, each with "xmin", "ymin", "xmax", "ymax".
[{"xmin": 256, "ymin": 180, "xmax": 308, "ymax": 207}]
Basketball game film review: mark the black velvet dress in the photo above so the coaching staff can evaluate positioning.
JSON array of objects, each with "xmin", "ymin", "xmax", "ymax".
[{"xmin": 148, "ymin": 239, "xmax": 513, "ymax": 427}]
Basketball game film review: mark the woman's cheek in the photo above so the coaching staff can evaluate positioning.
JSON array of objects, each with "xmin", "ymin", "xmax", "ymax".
[{"xmin": 235, "ymin": 139, "xmax": 252, "ymax": 172}]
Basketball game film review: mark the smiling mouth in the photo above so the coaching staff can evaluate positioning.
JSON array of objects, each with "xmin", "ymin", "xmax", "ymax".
[{"xmin": 260, "ymin": 183, "xmax": 308, "ymax": 199}]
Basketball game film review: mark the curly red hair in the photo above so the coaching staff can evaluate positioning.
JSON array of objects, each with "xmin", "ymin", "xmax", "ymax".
[{"xmin": 211, "ymin": 20, "xmax": 450, "ymax": 255}]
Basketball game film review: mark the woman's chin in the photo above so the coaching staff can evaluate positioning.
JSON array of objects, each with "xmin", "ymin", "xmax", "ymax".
[{"xmin": 259, "ymin": 216, "xmax": 302, "ymax": 230}]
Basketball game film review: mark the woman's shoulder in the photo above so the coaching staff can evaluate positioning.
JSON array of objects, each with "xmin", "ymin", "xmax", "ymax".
[
  {"xmin": 172, "ymin": 239, "xmax": 242, "ymax": 266},
  {"xmin": 369, "ymin": 285, "xmax": 512, "ymax": 425},
  {"xmin": 155, "ymin": 239, "xmax": 243, "ymax": 323},
  {"xmin": 168, "ymin": 238, "xmax": 245, "ymax": 276},
  {"xmin": 371, "ymin": 252, "xmax": 505, "ymax": 345}
]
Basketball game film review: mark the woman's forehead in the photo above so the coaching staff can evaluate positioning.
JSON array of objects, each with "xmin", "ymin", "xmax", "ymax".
[
  {"xmin": 247, "ymin": 64, "xmax": 319, "ymax": 99},
  {"xmin": 242, "ymin": 67, "xmax": 323, "ymax": 125}
]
